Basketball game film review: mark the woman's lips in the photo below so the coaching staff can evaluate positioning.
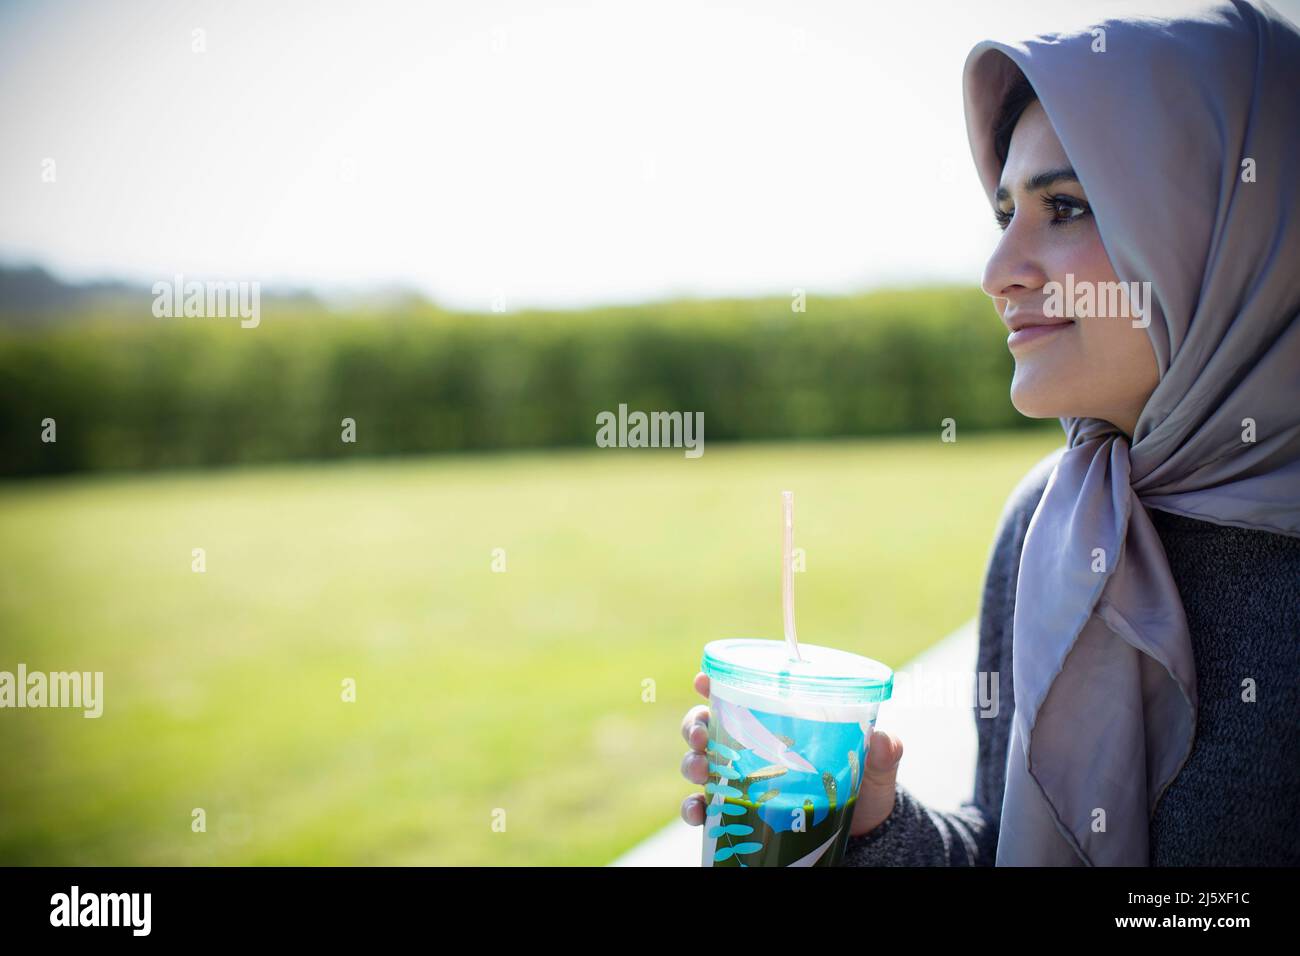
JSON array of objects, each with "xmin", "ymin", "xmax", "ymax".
[{"xmin": 1007, "ymin": 320, "xmax": 1075, "ymax": 349}]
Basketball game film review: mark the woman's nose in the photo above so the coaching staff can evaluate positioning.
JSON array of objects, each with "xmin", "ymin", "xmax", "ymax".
[{"xmin": 981, "ymin": 217, "xmax": 1047, "ymax": 301}]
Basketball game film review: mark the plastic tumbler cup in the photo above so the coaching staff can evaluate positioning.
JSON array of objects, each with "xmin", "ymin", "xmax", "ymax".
[{"xmin": 700, "ymin": 638, "xmax": 894, "ymax": 867}]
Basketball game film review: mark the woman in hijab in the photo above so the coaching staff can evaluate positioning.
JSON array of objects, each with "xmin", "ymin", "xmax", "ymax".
[{"xmin": 678, "ymin": 0, "xmax": 1300, "ymax": 866}]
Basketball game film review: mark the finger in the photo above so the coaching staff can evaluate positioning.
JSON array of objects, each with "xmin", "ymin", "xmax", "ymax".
[
  {"xmin": 886, "ymin": 730, "xmax": 903, "ymax": 764},
  {"xmin": 680, "ymin": 792, "xmax": 708, "ymax": 826},
  {"xmin": 680, "ymin": 704, "xmax": 710, "ymax": 749},
  {"xmin": 864, "ymin": 730, "xmax": 902, "ymax": 773},
  {"xmin": 680, "ymin": 749, "xmax": 710, "ymax": 785},
  {"xmin": 694, "ymin": 672, "xmax": 710, "ymax": 699}
]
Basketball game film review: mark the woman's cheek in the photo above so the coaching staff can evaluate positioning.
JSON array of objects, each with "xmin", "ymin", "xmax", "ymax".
[{"xmin": 1086, "ymin": 311, "xmax": 1159, "ymax": 414}]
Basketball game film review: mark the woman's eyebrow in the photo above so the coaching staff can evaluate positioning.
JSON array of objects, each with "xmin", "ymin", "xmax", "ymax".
[{"xmin": 994, "ymin": 166, "xmax": 1080, "ymax": 203}]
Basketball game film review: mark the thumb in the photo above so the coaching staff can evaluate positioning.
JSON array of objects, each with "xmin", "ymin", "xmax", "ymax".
[
  {"xmin": 865, "ymin": 729, "xmax": 903, "ymax": 774},
  {"xmin": 850, "ymin": 729, "xmax": 903, "ymax": 837}
]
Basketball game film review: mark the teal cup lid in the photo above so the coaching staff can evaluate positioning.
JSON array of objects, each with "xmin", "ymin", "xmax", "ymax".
[{"xmin": 702, "ymin": 639, "xmax": 894, "ymax": 704}]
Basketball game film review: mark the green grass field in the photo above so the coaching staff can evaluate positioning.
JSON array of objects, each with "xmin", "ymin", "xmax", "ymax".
[{"xmin": 0, "ymin": 430, "xmax": 1060, "ymax": 865}]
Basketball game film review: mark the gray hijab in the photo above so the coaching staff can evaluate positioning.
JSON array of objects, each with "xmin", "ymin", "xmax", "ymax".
[{"xmin": 961, "ymin": 0, "xmax": 1300, "ymax": 865}]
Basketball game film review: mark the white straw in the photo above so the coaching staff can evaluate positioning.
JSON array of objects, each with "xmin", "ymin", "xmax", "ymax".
[{"xmin": 781, "ymin": 490, "xmax": 802, "ymax": 662}]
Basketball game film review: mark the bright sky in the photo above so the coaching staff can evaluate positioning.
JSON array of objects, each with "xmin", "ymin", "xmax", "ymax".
[{"xmin": 2, "ymin": 0, "xmax": 1294, "ymax": 310}]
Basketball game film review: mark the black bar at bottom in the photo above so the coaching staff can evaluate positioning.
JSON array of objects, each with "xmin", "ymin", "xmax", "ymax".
[{"xmin": 0, "ymin": 865, "xmax": 1282, "ymax": 941}]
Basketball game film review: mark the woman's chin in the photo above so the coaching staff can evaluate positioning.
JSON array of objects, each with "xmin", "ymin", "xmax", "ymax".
[{"xmin": 1009, "ymin": 370, "xmax": 1073, "ymax": 421}]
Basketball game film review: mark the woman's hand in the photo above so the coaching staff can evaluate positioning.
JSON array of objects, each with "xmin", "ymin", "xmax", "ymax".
[{"xmin": 679, "ymin": 672, "xmax": 904, "ymax": 839}]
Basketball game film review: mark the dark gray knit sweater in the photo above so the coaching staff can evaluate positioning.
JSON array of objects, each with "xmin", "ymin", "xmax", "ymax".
[{"xmin": 841, "ymin": 447, "xmax": 1300, "ymax": 866}]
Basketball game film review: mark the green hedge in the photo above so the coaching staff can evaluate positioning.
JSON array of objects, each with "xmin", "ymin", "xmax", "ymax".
[{"xmin": 0, "ymin": 286, "xmax": 1031, "ymax": 476}]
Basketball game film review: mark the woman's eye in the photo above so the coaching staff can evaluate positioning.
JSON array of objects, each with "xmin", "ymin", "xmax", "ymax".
[
  {"xmin": 994, "ymin": 195, "xmax": 1089, "ymax": 231},
  {"xmin": 1042, "ymin": 194, "xmax": 1090, "ymax": 224}
]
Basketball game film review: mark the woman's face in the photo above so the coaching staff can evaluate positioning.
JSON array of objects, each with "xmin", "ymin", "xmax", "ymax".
[{"xmin": 981, "ymin": 100, "xmax": 1158, "ymax": 438}]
